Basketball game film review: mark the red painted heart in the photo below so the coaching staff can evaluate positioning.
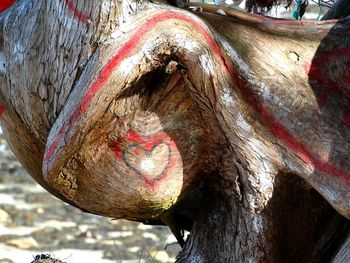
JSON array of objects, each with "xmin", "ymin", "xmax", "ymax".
[
  {"xmin": 123, "ymin": 142, "xmax": 170, "ymax": 181},
  {"xmin": 111, "ymin": 130, "xmax": 178, "ymax": 188}
]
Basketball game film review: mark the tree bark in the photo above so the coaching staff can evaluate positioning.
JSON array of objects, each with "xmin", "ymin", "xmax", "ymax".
[
  {"xmin": 322, "ymin": 0, "xmax": 350, "ymax": 20},
  {"xmin": 0, "ymin": 1, "xmax": 350, "ymax": 262}
]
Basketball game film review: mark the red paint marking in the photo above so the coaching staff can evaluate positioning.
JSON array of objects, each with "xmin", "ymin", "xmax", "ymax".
[
  {"xmin": 307, "ymin": 49, "xmax": 350, "ymax": 104},
  {"xmin": 307, "ymin": 49, "xmax": 350, "ymax": 129},
  {"xmin": 45, "ymin": 10, "xmax": 350, "ymax": 181},
  {"xmin": 0, "ymin": 0, "xmax": 90, "ymax": 22},
  {"xmin": 258, "ymin": 104, "xmax": 349, "ymax": 178},
  {"xmin": 0, "ymin": 0, "xmax": 16, "ymax": 12},
  {"xmin": 235, "ymin": 60, "xmax": 350, "ymax": 179},
  {"xmin": 45, "ymin": 11, "xmax": 230, "ymax": 163},
  {"xmin": 343, "ymin": 108, "xmax": 350, "ymax": 128},
  {"xmin": 0, "ymin": 105, "xmax": 5, "ymax": 116},
  {"xmin": 111, "ymin": 130, "xmax": 178, "ymax": 189},
  {"xmin": 113, "ymin": 130, "xmax": 173, "ymax": 159},
  {"xmin": 65, "ymin": 0, "xmax": 90, "ymax": 23},
  {"xmin": 233, "ymin": 75, "xmax": 350, "ymax": 179}
]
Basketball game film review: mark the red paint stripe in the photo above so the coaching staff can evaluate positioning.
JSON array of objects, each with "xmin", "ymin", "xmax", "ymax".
[
  {"xmin": 45, "ymin": 12, "xmax": 189, "ymax": 162},
  {"xmin": 314, "ymin": 49, "xmax": 350, "ymax": 65},
  {"xmin": 259, "ymin": 104, "xmax": 349, "ymax": 178},
  {"xmin": 307, "ymin": 49, "xmax": 350, "ymax": 97},
  {"xmin": 45, "ymin": 10, "xmax": 350, "ymax": 180},
  {"xmin": 0, "ymin": 0, "xmax": 90, "ymax": 22},
  {"xmin": 234, "ymin": 66, "xmax": 350, "ymax": 179},
  {"xmin": 65, "ymin": 0, "xmax": 90, "ymax": 23},
  {"xmin": 0, "ymin": 0, "xmax": 16, "ymax": 12},
  {"xmin": 0, "ymin": 105, "xmax": 5, "ymax": 116},
  {"xmin": 343, "ymin": 108, "xmax": 350, "ymax": 128},
  {"xmin": 233, "ymin": 60, "xmax": 350, "ymax": 179}
]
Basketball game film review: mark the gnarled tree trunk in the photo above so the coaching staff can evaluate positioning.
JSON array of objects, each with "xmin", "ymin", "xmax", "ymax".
[{"xmin": 0, "ymin": 0, "xmax": 349, "ymax": 262}]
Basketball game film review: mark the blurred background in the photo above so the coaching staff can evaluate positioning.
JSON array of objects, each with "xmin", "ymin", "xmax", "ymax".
[
  {"xmin": 194, "ymin": 0, "xmax": 330, "ymax": 19},
  {"xmin": 0, "ymin": 130, "xmax": 180, "ymax": 263}
]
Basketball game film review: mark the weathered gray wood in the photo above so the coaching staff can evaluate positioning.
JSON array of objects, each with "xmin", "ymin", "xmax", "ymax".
[{"xmin": 332, "ymin": 233, "xmax": 350, "ymax": 263}]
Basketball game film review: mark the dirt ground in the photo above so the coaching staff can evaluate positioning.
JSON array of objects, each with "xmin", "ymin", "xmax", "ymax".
[{"xmin": 0, "ymin": 133, "xmax": 180, "ymax": 263}]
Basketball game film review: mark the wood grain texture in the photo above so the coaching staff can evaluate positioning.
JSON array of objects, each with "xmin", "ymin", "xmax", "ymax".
[
  {"xmin": 42, "ymin": 8, "xmax": 228, "ymax": 219},
  {"xmin": 331, "ymin": 234, "xmax": 350, "ymax": 262}
]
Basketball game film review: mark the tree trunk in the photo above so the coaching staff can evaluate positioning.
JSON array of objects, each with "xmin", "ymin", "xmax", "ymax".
[
  {"xmin": 0, "ymin": 1, "xmax": 349, "ymax": 262},
  {"xmin": 322, "ymin": 0, "xmax": 350, "ymax": 20}
]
